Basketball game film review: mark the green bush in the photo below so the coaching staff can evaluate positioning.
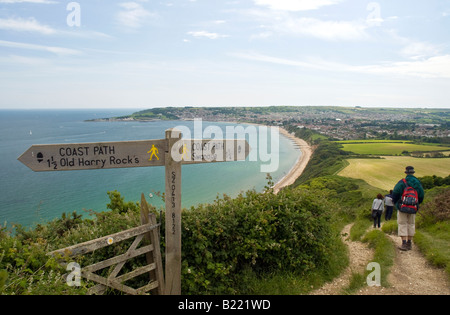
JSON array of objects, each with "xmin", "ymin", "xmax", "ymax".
[
  {"xmin": 0, "ymin": 224, "xmax": 81, "ymax": 295},
  {"xmin": 418, "ymin": 175, "xmax": 450, "ymax": 190},
  {"xmin": 419, "ymin": 188, "xmax": 450, "ymax": 224},
  {"xmin": 1, "ymin": 187, "xmax": 341, "ymax": 295},
  {"xmin": 106, "ymin": 190, "xmax": 140, "ymax": 214},
  {"xmin": 0, "ymin": 193, "xmax": 144, "ymax": 295},
  {"xmin": 178, "ymin": 187, "xmax": 336, "ymax": 294}
]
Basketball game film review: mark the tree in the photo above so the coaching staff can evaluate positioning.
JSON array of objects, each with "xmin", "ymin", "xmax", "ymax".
[{"xmin": 106, "ymin": 190, "xmax": 140, "ymax": 214}]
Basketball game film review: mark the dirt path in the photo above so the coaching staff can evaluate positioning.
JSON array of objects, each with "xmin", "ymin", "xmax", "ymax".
[
  {"xmin": 311, "ymin": 224, "xmax": 374, "ymax": 295},
  {"xmin": 311, "ymin": 223, "xmax": 450, "ymax": 295},
  {"xmin": 359, "ymin": 232, "xmax": 450, "ymax": 295}
]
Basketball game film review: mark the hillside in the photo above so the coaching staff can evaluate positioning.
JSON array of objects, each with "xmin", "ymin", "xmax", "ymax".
[
  {"xmin": 2, "ymin": 108, "xmax": 449, "ymax": 296},
  {"xmin": 339, "ymin": 157, "xmax": 450, "ymax": 190},
  {"xmin": 97, "ymin": 106, "xmax": 450, "ymax": 142}
]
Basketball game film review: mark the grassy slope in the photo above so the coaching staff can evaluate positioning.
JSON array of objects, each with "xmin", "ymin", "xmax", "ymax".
[
  {"xmin": 340, "ymin": 143, "xmax": 450, "ymax": 155},
  {"xmin": 338, "ymin": 156, "xmax": 450, "ymax": 190}
]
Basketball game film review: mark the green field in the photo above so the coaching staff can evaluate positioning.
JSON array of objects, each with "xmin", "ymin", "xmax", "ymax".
[
  {"xmin": 336, "ymin": 140, "xmax": 411, "ymax": 144},
  {"xmin": 339, "ymin": 142, "xmax": 450, "ymax": 155},
  {"xmin": 338, "ymin": 156, "xmax": 450, "ymax": 190}
]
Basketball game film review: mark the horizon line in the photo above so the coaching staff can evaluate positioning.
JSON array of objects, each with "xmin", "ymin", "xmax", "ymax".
[{"xmin": 1, "ymin": 104, "xmax": 449, "ymax": 110}]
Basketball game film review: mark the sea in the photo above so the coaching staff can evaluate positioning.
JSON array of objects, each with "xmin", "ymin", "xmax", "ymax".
[{"xmin": 0, "ymin": 109, "xmax": 301, "ymax": 228}]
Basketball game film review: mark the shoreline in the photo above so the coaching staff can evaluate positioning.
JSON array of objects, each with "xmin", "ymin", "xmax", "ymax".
[
  {"xmin": 87, "ymin": 116, "xmax": 312, "ymax": 194},
  {"xmin": 218, "ymin": 121, "xmax": 313, "ymax": 193},
  {"xmin": 272, "ymin": 127, "xmax": 313, "ymax": 194}
]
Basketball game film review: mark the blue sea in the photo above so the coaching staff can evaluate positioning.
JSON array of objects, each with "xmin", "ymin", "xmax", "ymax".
[{"xmin": 0, "ymin": 109, "xmax": 301, "ymax": 228}]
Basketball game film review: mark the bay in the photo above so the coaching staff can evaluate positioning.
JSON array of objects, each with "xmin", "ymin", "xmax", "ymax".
[{"xmin": 0, "ymin": 109, "xmax": 300, "ymax": 228}]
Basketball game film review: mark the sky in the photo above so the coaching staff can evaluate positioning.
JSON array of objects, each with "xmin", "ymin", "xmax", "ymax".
[{"xmin": 0, "ymin": 0, "xmax": 449, "ymax": 109}]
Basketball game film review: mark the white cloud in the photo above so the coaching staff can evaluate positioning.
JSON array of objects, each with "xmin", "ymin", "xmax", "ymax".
[
  {"xmin": 0, "ymin": 16, "xmax": 111, "ymax": 39},
  {"xmin": 0, "ymin": 17, "xmax": 56, "ymax": 34},
  {"xmin": 360, "ymin": 55, "xmax": 450, "ymax": 79},
  {"xmin": 187, "ymin": 31, "xmax": 229, "ymax": 39},
  {"xmin": 232, "ymin": 51, "xmax": 323, "ymax": 69},
  {"xmin": 0, "ymin": 0, "xmax": 57, "ymax": 3},
  {"xmin": 253, "ymin": 0, "xmax": 342, "ymax": 11},
  {"xmin": 275, "ymin": 17, "xmax": 369, "ymax": 41},
  {"xmin": 385, "ymin": 30, "xmax": 443, "ymax": 61},
  {"xmin": 0, "ymin": 39, "xmax": 81, "ymax": 55},
  {"xmin": 247, "ymin": 9, "xmax": 370, "ymax": 41},
  {"xmin": 400, "ymin": 41, "xmax": 441, "ymax": 60},
  {"xmin": 117, "ymin": 1, "xmax": 155, "ymax": 29},
  {"xmin": 233, "ymin": 51, "xmax": 450, "ymax": 79}
]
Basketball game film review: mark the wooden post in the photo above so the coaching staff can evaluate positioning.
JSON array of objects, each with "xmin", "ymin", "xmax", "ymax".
[{"xmin": 164, "ymin": 128, "xmax": 182, "ymax": 295}]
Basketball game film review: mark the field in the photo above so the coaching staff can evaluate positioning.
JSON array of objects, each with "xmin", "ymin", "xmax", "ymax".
[
  {"xmin": 338, "ymin": 156, "xmax": 450, "ymax": 191},
  {"xmin": 338, "ymin": 142, "xmax": 450, "ymax": 155},
  {"xmin": 335, "ymin": 140, "xmax": 411, "ymax": 143}
]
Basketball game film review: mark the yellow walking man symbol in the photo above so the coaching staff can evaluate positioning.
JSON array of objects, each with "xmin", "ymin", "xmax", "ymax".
[
  {"xmin": 181, "ymin": 144, "xmax": 189, "ymax": 161},
  {"xmin": 148, "ymin": 144, "xmax": 159, "ymax": 161}
]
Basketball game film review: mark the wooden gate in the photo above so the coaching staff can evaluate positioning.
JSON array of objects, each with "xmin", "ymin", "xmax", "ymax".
[{"xmin": 48, "ymin": 194, "xmax": 165, "ymax": 295}]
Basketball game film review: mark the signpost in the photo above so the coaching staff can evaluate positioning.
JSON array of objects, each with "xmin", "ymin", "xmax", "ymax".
[
  {"xmin": 18, "ymin": 139, "xmax": 167, "ymax": 171},
  {"xmin": 18, "ymin": 128, "xmax": 251, "ymax": 295}
]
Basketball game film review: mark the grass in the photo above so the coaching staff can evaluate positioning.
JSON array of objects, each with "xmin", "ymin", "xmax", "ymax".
[
  {"xmin": 343, "ymin": 175, "xmax": 398, "ymax": 294},
  {"xmin": 339, "ymin": 143, "xmax": 450, "ymax": 155},
  {"xmin": 381, "ymin": 220, "xmax": 397, "ymax": 235},
  {"xmin": 338, "ymin": 156, "xmax": 450, "ymax": 190},
  {"xmin": 345, "ymin": 184, "xmax": 450, "ymax": 295},
  {"xmin": 335, "ymin": 140, "xmax": 412, "ymax": 144},
  {"xmin": 362, "ymin": 230, "xmax": 396, "ymax": 287},
  {"xmin": 342, "ymin": 229, "xmax": 396, "ymax": 294},
  {"xmin": 414, "ymin": 221, "xmax": 450, "ymax": 279},
  {"xmin": 343, "ymin": 224, "xmax": 396, "ymax": 294}
]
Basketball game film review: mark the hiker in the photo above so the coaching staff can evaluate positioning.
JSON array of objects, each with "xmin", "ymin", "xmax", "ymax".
[
  {"xmin": 371, "ymin": 193, "xmax": 384, "ymax": 228},
  {"xmin": 384, "ymin": 190, "xmax": 394, "ymax": 221},
  {"xmin": 392, "ymin": 166, "xmax": 425, "ymax": 251}
]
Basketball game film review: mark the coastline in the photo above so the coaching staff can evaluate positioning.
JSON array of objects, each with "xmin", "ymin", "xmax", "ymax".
[
  {"xmin": 272, "ymin": 128, "xmax": 313, "ymax": 194},
  {"xmin": 86, "ymin": 116, "xmax": 312, "ymax": 194},
  {"xmin": 214, "ymin": 121, "xmax": 313, "ymax": 193}
]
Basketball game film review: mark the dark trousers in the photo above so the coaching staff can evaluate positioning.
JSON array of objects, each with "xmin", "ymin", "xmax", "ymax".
[
  {"xmin": 373, "ymin": 210, "xmax": 382, "ymax": 228},
  {"xmin": 385, "ymin": 206, "xmax": 394, "ymax": 221}
]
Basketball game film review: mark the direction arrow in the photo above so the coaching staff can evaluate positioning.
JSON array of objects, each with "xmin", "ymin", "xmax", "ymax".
[{"xmin": 18, "ymin": 139, "xmax": 167, "ymax": 172}]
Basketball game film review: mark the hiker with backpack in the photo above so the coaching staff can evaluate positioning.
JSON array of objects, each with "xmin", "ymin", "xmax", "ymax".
[{"xmin": 392, "ymin": 166, "xmax": 425, "ymax": 251}]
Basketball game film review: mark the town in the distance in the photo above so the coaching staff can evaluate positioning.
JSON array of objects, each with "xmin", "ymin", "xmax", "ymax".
[{"xmin": 90, "ymin": 106, "xmax": 449, "ymax": 143}]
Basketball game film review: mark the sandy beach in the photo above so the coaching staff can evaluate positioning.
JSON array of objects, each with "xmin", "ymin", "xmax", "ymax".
[
  {"xmin": 272, "ymin": 128, "xmax": 313, "ymax": 194},
  {"xmin": 218, "ymin": 121, "xmax": 313, "ymax": 193}
]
